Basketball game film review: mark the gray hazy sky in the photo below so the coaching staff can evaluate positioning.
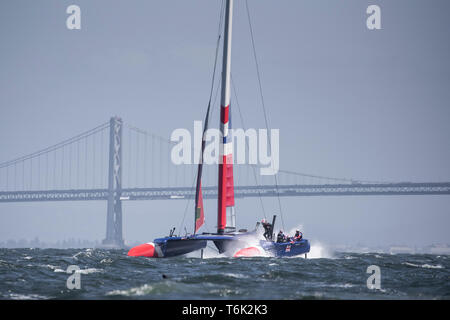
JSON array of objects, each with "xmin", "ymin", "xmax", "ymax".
[{"xmin": 0, "ymin": 0, "xmax": 449, "ymax": 247}]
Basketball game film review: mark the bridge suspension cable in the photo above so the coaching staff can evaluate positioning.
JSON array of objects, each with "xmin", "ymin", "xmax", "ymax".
[
  {"xmin": 0, "ymin": 121, "xmax": 110, "ymax": 192},
  {"xmin": 0, "ymin": 122, "xmax": 109, "ymax": 169},
  {"xmin": 0, "ymin": 116, "xmax": 426, "ymax": 195}
]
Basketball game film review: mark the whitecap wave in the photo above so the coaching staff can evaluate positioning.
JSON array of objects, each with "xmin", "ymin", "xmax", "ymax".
[
  {"xmin": 223, "ymin": 272, "xmax": 249, "ymax": 279},
  {"xmin": 9, "ymin": 293, "xmax": 49, "ymax": 300},
  {"xmin": 75, "ymin": 268, "xmax": 103, "ymax": 274},
  {"xmin": 107, "ymin": 284, "xmax": 154, "ymax": 297},
  {"xmin": 403, "ymin": 262, "xmax": 443, "ymax": 269},
  {"xmin": 42, "ymin": 264, "xmax": 64, "ymax": 272}
]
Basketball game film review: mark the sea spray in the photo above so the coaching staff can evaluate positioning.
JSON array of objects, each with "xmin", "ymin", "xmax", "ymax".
[{"xmin": 307, "ymin": 241, "xmax": 334, "ymax": 259}]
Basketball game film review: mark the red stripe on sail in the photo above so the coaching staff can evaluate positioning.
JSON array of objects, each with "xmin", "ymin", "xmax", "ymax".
[{"xmin": 221, "ymin": 105, "xmax": 229, "ymax": 124}]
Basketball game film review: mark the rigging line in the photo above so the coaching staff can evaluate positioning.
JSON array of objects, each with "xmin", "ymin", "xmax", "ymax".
[
  {"xmin": 209, "ymin": 77, "xmax": 222, "ymax": 123},
  {"xmin": 0, "ymin": 121, "xmax": 110, "ymax": 169},
  {"xmin": 208, "ymin": 0, "xmax": 225, "ymax": 103},
  {"xmin": 179, "ymin": 0, "xmax": 225, "ymax": 235},
  {"xmin": 191, "ymin": 0, "xmax": 223, "ymax": 164},
  {"xmin": 231, "ymin": 75, "xmax": 267, "ymax": 220},
  {"xmin": 204, "ymin": 0, "xmax": 225, "ymax": 129},
  {"xmin": 218, "ymin": 0, "xmax": 226, "ymax": 35},
  {"xmin": 61, "ymin": 146, "xmax": 64, "ymax": 189},
  {"xmin": 101, "ymin": 127, "xmax": 104, "ymax": 187},
  {"xmin": 126, "ymin": 3, "xmax": 226, "ymax": 155},
  {"xmin": 177, "ymin": 175, "xmax": 197, "ymax": 236},
  {"xmin": 159, "ymin": 137, "xmax": 163, "ymax": 187},
  {"xmin": 245, "ymin": 0, "xmax": 285, "ymax": 230}
]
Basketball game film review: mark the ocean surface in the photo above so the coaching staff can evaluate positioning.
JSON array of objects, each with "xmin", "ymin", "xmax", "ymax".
[{"xmin": 0, "ymin": 245, "xmax": 448, "ymax": 300}]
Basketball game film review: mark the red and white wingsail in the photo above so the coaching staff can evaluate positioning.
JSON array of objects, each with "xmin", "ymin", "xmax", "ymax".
[{"xmin": 217, "ymin": 0, "xmax": 235, "ymax": 234}]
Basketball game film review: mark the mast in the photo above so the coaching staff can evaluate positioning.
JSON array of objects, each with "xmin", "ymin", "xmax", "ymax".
[{"xmin": 217, "ymin": 0, "xmax": 235, "ymax": 234}]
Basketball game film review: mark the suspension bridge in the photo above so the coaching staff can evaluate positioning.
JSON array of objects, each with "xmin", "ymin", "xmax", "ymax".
[{"xmin": 1, "ymin": 117, "xmax": 449, "ymax": 248}]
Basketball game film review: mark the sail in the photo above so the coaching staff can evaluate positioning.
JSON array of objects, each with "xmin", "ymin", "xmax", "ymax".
[
  {"xmin": 194, "ymin": 181, "xmax": 204, "ymax": 233},
  {"xmin": 218, "ymin": 105, "xmax": 235, "ymax": 231},
  {"xmin": 194, "ymin": 97, "xmax": 212, "ymax": 234},
  {"xmin": 217, "ymin": 0, "xmax": 235, "ymax": 234}
]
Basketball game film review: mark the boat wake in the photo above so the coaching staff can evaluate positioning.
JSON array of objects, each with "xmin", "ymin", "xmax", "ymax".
[
  {"xmin": 186, "ymin": 231, "xmax": 332, "ymax": 259},
  {"xmin": 186, "ymin": 232, "xmax": 272, "ymax": 259}
]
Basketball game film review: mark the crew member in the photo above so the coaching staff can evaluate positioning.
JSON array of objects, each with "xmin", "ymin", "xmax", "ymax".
[
  {"xmin": 294, "ymin": 230, "xmax": 303, "ymax": 241},
  {"xmin": 261, "ymin": 219, "xmax": 272, "ymax": 240},
  {"xmin": 276, "ymin": 230, "xmax": 285, "ymax": 243}
]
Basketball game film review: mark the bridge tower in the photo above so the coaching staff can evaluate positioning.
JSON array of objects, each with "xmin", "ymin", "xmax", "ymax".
[{"xmin": 102, "ymin": 116, "xmax": 125, "ymax": 248}]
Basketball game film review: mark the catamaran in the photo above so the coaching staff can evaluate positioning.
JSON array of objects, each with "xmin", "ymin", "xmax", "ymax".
[{"xmin": 128, "ymin": 0, "xmax": 310, "ymax": 258}]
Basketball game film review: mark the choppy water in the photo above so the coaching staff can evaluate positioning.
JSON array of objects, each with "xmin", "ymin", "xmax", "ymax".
[{"xmin": 0, "ymin": 246, "xmax": 448, "ymax": 300}]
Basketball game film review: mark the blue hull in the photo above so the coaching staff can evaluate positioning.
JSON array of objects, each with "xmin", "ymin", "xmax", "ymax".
[
  {"xmin": 154, "ymin": 236, "xmax": 207, "ymax": 258},
  {"xmin": 260, "ymin": 239, "xmax": 310, "ymax": 257},
  {"xmin": 152, "ymin": 234, "xmax": 310, "ymax": 258},
  {"xmin": 195, "ymin": 232, "xmax": 258, "ymax": 254}
]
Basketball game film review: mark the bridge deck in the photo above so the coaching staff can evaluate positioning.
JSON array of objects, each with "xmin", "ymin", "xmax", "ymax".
[{"xmin": 1, "ymin": 182, "xmax": 449, "ymax": 202}]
